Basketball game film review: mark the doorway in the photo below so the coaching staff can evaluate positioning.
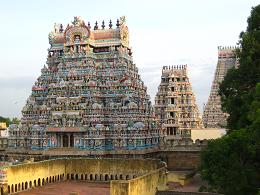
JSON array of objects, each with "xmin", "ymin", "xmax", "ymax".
[{"xmin": 63, "ymin": 135, "xmax": 69, "ymax": 147}]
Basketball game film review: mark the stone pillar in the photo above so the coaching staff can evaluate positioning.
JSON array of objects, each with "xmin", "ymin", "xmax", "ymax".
[
  {"xmin": 68, "ymin": 134, "xmax": 71, "ymax": 148},
  {"xmin": 61, "ymin": 134, "xmax": 63, "ymax": 148}
]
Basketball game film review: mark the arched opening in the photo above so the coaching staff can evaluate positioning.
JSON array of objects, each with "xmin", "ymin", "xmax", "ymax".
[
  {"xmin": 29, "ymin": 181, "xmax": 32, "ymax": 188},
  {"xmin": 90, "ymin": 174, "xmax": 93, "ymax": 180},
  {"xmin": 115, "ymin": 175, "xmax": 118, "ymax": 180},
  {"xmin": 67, "ymin": 173, "xmax": 70, "ymax": 180},
  {"xmin": 110, "ymin": 175, "xmax": 114, "ymax": 180},
  {"xmin": 120, "ymin": 174, "xmax": 123, "ymax": 180},
  {"xmin": 75, "ymin": 174, "xmax": 78, "ymax": 180},
  {"xmin": 58, "ymin": 175, "xmax": 60, "ymax": 181},
  {"xmin": 38, "ymin": 178, "xmax": 41, "ymax": 186},
  {"xmin": 81, "ymin": 174, "xmax": 84, "ymax": 180},
  {"xmin": 62, "ymin": 173, "xmax": 65, "ymax": 179},
  {"xmin": 126, "ymin": 175, "xmax": 129, "ymax": 180},
  {"xmin": 95, "ymin": 174, "xmax": 98, "ymax": 181},
  {"xmin": 52, "ymin": 176, "xmax": 55, "ymax": 182},
  {"xmin": 85, "ymin": 174, "xmax": 88, "ymax": 180},
  {"xmin": 18, "ymin": 183, "xmax": 21, "ymax": 191},
  {"xmin": 11, "ymin": 184, "xmax": 14, "ymax": 193},
  {"xmin": 22, "ymin": 182, "xmax": 24, "ymax": 190},
  {"xmin": 49, "ymin": 176, "xmax": 52, "ymax": 183},
  {"xmin": 42, "ymin": 178, "xmax": 45, "ymax": 186},
  {"xmin": 8, "ymin": 186, "xmax": 10, "ymax": 194},
  {"xmin": 25, "ymin": 182, "xmax": 28, "ymax": 189},
  {"xmin": 105, "ymin": 174, "xmax": 109, "ymax": 181},
  {"xmin": 100, "ymin": 174, "xmax": 103, "ymax": 181},
  {"xmin": 71, "ymin": 174, "xmax": 74, "ymax": 180},
  {"xmin": 34, "ymin": 180, "xmax": 36, "ymax": 187},
  {"xmin": 46, "ymin": 177, "xmax": 49, "ymax": 183},
  {"xmin": 15, "ymin": 184, "xmax": 17, "ymax": 192}
]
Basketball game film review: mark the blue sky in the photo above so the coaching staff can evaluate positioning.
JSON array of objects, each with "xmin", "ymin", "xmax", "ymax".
[{"xmin": 0, "ymin": 0, "xmax": 259, "ymax": 118}]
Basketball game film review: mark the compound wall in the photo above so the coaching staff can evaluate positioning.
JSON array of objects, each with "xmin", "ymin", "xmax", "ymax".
[{"xmin": 1, "ymin": 158, "xmax": 166, "ymax": 195}]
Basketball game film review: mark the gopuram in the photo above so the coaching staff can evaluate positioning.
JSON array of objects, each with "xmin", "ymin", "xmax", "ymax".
[
  {"xmin": 154, "ymin": 65, "xmax": 202, "ymax": 143},
  {"xmin": 8, "ymin": 16, "xmax": 161, "ymax": 153},
  {"xmin": 202, "ymin": 46, "xmax": 238, "ymax": 128}
]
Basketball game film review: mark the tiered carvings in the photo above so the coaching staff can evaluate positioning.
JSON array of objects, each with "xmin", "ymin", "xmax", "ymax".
[
  {"xmin": 203, "ymin": 46, "xmax": 238, "ymax": 128},
  {"xmin": 8, "ymin": 16, "xmax": 160, "ymax": 151},
  {"xmin": 154, "ymin": 65, "xmax": 202, "ymax": 140}
]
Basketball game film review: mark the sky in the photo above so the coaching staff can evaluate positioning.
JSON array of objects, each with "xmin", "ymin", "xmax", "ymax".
[{"xmin": 0, "ymin": 0, "xmax": 259, "ymax": 118}]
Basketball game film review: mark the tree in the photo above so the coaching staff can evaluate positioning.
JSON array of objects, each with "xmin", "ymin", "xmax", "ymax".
[
  {"xmin": 0, "ymin": 116, "xmax": 20, "ymax": 126},
  {"xmin": 201, "ymin": 84, "xmax": 260, "ymax": 195},
  {"xmin": 201, "ymin": 128, "xmax": 258, "ymax": 195},
  {"xmin": 219, "ymin": 5, "xmax": 260, "ymax": 130},
  {"xmin": 201, "ymin": 5, "xmax": 260, "ymax": 195}
]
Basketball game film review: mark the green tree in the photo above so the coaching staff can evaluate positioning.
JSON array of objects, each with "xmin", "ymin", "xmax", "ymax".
[
  {"xmin": 219, "ymin": 5, "xmax": 260, "ymax": 130},
  {"xmin": 201, "ymin": 5, "xmax": 260, "ymax": 195},
  {"xmin": 201, "ymin": 84, "xmax": 260, "ymax": 195}
]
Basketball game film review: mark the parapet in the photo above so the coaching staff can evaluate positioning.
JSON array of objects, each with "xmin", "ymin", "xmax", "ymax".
[
  {"xmin": 162, "ymin": 65, "xmax": 187, "ymax": 73},
  {"xmin": 218, "ymin": 46, "xmax": 238, "ymax": 58}
]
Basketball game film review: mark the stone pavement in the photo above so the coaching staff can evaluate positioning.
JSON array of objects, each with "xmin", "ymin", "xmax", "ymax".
[{"xmin": 16, "ymin": 180, "xmax": 110, "ymax": 195}]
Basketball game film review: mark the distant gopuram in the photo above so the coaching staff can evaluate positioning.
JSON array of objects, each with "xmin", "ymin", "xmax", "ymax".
[
  {"xmin": 154, "ymin": 65, "xmax": 202, "ymax": 141},
  {"xmin": 8, "ymin": 16, "xmax": 160, "ymax": 152},
  {"xmin": 202, "ymin": 46, "xmax": 238, "ymax": 128}
]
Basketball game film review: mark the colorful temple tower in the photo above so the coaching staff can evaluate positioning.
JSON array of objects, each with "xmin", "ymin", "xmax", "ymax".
[
  {"xmin": 203, "ymin": 46, "xmax": 238, "ymax": 128},
  {"xmin": 8, "ymin": 16, "xmax": 160, "ymax": 151},
  {"xmin": 154, "ymin": 65, "xmax": 202, "ymax": 142}
]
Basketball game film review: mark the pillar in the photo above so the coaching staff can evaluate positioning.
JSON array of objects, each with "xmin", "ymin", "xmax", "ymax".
[
  {"xmin": 61, "ymin": 134, "xmax": 63, "ymax": 148},
  {"xmin": 68, "ymin": 134, "xmax": 71, "ymax": 148}
]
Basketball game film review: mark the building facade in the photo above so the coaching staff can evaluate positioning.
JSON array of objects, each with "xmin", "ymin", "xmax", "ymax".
[
  {"xmin": 8, "ymin": 16, "xmax": 160, "ymax": 151},
  {"xmin": 202, "ymin": 46, "xmax": 238, "ymax": 128},
  {"xmin": 154, "ymin": 65, "xmax": 202, "ymax": 142}
]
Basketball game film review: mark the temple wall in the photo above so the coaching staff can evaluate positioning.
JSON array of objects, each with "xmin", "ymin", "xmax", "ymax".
[
  {"xmin": 159, "ymin": 150, "xmax": 201, "ymax": 170},
  {"xmin": 110, "ymin": 166, "xmax": 167, "ymax": 195},
  {"xmin": 2, "ymin": 158, "xmax": 165, "ymax": 195}
]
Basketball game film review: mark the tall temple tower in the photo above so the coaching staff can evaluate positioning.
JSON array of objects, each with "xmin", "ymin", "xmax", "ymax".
[
  {"xmin": 203, "ymin": 46, "xmax": 238, "ymax": 128},
  {"xmin": 8, "ymin": 16, "xmax": 160, "ymax": 152},
  {"xmin": 154, "ymin": 65, "xmax": 202, "ymax": 141}
]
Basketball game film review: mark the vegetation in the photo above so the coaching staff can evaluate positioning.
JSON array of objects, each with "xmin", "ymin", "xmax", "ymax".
[
  {"xmin": 0, "ymin": 116, "xmax": 20, "ymax": 126},
  {"xmin": 201, "ymin": 5, "xmax": 260, "ymax": 195}
]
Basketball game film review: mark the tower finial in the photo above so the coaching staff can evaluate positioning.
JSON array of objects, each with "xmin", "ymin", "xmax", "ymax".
[
  {"xmin": 94, "ymin": 21, "xmax": 98, "ymax": 30},
  {"xmin": 116, "ymin": 19, "xmax": 120, "ymax": 28},
  {"xmin": 101, "ymin": 20, "xmax": 105, "ymax": 29},
  {"xmin": 109, "ymin": 19, "xmax": 113, "ymax": 29}
]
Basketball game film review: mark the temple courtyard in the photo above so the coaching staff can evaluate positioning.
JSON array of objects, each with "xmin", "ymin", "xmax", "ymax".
[{"xmin": 15, "ymin": 181, "xmax": 110, "ymax": 195}]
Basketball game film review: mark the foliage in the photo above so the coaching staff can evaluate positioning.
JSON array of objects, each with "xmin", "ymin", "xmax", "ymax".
[
  {"xmin": 0, "ymin": 116, "xmax": 20, "ymax": 126},
  {"xmin": 201, "ymin": 127, "xmax": 259, "ymax": 195},
  {"xmin": 219, "ymin": 5, "xmax": 260, "ymax": 130},
  {"xmin": 201, "ymin": 5, "xmax": 260, "ymax": 195}
]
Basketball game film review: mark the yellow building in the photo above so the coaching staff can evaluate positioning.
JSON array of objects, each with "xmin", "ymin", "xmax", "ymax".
[
  {"xmin": 191, "ymin": 128, "xmax": 226, "ymax": 142},
  {"xmin": 0, "ymin": 123, "xmax": 7, "ymax": 131}
]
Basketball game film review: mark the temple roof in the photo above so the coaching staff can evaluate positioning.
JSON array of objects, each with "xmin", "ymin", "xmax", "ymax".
[{"xmin": 48, "ymin": 16, "xmax": 129, "ymax": 48}]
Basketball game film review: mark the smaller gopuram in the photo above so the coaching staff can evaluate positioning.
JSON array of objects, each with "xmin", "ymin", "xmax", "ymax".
[
  {"xmin": 154, "ymin": 65, "xmax": 202, "ymax": 141},
  {"xmin": 203, "ymin": 46, "xmax": 238, "ymax": 128}
]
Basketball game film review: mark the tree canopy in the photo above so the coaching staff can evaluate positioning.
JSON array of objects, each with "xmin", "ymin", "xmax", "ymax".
[{"xmin": 201, "ymin": 5, "xmax": 260, "ymax": 195}]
